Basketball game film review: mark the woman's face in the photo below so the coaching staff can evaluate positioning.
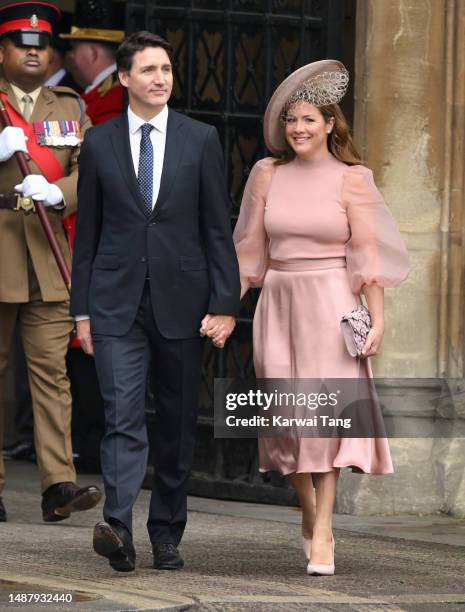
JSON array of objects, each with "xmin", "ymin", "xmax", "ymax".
[{"xmin": 283, "ymin": 101, "xmax": 334, "ymax": 160}]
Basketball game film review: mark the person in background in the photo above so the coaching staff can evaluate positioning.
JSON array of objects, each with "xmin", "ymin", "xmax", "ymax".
[
  {"xmin": 60, "ymin": 24, "xmax": 124, "ymax": 125},
  {"xmin": 0, "ymin": 1, "xmax": 101, "ymax": 523},
  {"xmin": 4, "ymin": 12, "xmax": 82, "ymax": 471}
]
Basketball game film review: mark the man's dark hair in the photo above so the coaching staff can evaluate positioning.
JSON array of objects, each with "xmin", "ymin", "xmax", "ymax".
[{"xmin": 116, "ymin": 31, "xmax": 173, "ymax": 72}]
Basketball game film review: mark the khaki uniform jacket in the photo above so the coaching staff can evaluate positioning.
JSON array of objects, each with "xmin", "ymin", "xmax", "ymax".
[{"xmin": 0, "ymin": 78, "xmax": 91, "ymax": 302}]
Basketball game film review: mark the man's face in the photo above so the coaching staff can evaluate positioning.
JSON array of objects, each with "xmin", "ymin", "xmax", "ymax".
[
  {"xmin": 67, "ymin": 42, "xmax": 95, "ymax": 86},
  {"xmin": 119, "ymin": 46, "xmax": 173, "ymax": 111},
  {"xmin": 0, "ymin": 38, "xmax": 50, "ymax": 82}
]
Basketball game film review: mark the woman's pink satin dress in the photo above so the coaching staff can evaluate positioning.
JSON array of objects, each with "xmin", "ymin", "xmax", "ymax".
[{"xmin": 233, "ymin": 155, "xmax": 409, "ymax": 475}]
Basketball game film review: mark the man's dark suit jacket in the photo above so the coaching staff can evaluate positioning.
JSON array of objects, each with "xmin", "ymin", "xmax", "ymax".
[
  {"xmin": 70, "ymin": 108, "xmax": 240, "ymax": 339},
  {"xmin": 56, "ymin": 70, "xmax": 82, "ymax": 93}
]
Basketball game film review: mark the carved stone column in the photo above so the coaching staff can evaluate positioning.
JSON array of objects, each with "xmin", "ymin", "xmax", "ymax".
[{"xmin": 337, "ymin": 0, "xmax": 465, "ymax": 516}]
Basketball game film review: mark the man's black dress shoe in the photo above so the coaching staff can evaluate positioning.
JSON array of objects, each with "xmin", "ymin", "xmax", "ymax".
[
  {"xmin": 41, "ymin": 482, "xmax": 102, "ymax": 522},
  {"xmin": 3, "ymin": 441, "xmax": 36, "ymax": 463},
  {"xmin": 93, "ymin": 521, "xmax": 136, "ymax": 572},
  {"xmin": 152, "ymin": 543, "xmax": 184, "ymax": 570},
  {"xmin": 0, "ymin": 497, "xmax": 6, "ymax": 522}
]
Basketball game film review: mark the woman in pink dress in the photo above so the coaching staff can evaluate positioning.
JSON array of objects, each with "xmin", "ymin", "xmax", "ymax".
[{"xmin": 230, "ymin": 60, "xmax": 410, "ymax": 575}]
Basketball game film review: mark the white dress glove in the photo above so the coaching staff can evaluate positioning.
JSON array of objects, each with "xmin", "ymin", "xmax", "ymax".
[
  {"xmin": 0, "ymin": 126, "xmax": 28, "ymax": 162},
  {"xmin": 15, "ymin": 175, "xmax": 63, "ymax": 207}
]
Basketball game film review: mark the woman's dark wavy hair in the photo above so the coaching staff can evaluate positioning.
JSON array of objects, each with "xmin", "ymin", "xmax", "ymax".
[
  {"xmin": 274, "ymin": 103, "xmax": 363, "ymax": 166},
  {"xmin": 116, "ymin": 31, "xmax": 173, "ymax": 72}
]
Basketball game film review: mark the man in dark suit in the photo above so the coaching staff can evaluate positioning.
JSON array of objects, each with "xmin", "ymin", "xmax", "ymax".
[{"xmin": 70, "ymin": 31, "xmax": 240, "ymax": 573}]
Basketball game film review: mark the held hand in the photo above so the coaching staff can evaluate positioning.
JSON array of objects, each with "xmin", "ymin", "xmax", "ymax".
[
  {"xmin": 76, "ymin": 319, "xmax": 94, "ymax": 356},
  {"xmin": 213, "ymin": 319, "xmax": 236, "ymax": 348},
  {"xmin": 200, "ymin": 314, "xmax": 236, "ymax": 349},
  {"xmin": 361, "ymin": 325, "xmax": 384, "ymax": 357},
  {"xmin": 15, "ymin": 174, "xmax": 63, "ymax": 207},
  {"xmin": 200, "ymin": 314, "xmax": 227, "ymax": 347},
  {"xmin": 200, "ymin": 314, "xmax": 213, "ymax": 337},
  {"xmin": 0, "ymin": 126, "xmax": 28, "ymax": 162}
]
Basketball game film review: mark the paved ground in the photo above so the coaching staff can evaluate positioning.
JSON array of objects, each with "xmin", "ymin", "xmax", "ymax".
[{"xmin": 0, "ymin": 461, "xmax": 464, "ymax": 611}]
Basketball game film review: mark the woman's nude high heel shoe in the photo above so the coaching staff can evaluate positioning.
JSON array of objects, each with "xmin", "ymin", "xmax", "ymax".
[
  {"xmin": 307, "ymin": 536, "xmax": 335, "ymax": 576},
  {"xmin": 301, "ymin": 535, "xmax": 312, "ymax": 560}
]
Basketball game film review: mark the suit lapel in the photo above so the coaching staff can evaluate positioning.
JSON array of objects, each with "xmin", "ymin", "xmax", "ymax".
[
  {"xmin": 110, "ymin": 112, "xmax": 147, "ymax": 217},
  {"xmin": 150, "ymin": 108, "xmax": 185, "ymax": 220}
]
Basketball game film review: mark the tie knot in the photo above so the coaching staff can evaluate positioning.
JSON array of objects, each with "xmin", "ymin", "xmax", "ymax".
[
  {"xmin": 22, "ymin": 94, "xmax": 33, "ymax": 103},
  {"xmin": 141, "ymin": 123, "xmax": 153, "ymax": 138}
]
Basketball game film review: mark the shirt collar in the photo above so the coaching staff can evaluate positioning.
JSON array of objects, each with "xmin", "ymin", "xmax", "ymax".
[
  {"xmin": 44, "ymin": 67, "xmax": 66, "ymax": 87},
  {"xmin": 85, "ymin": 63, "xmax": 117, "ymax": 93},
  {"xmin": 127, "ymin": 104, "xmax": 169, "ymax": 135},
  {"xmin": 10, "ymin": 84, "xmax": 42, "ymax": 107}
]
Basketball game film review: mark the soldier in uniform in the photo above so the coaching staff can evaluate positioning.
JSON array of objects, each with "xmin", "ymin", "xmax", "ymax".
[
  {"xmin": 61, "ymin": 23, "xmax": 124, "ymax": 125},
  {"xmin": 0, "ymin": 1, "xmax": 101, "ymax": 523}
]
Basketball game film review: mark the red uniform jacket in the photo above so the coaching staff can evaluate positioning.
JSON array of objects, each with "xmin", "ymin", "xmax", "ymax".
[{"xmin": 81, "ymin": 72, "xmax": 124, "ymax": 126}]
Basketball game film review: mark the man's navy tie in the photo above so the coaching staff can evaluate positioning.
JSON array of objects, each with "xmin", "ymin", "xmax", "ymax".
[{"xmin": 138, "ymin": 123, "xmax": 154, "ymax": 217}]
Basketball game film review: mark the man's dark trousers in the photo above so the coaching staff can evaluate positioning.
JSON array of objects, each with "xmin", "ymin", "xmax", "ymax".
[{"xmin": 94, "ymin": 281, "xmax": 203, "ymax": 542}]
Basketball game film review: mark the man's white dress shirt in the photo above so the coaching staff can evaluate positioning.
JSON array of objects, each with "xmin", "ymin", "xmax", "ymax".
[{"xmin": 127, "ymin": 104, "xmax": 168, "ymax": 208}]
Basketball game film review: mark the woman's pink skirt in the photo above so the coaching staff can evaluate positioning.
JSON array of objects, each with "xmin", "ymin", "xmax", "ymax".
[{"xmin": 253, "ymin": 258, "xmax": 393, "ymax": 475}]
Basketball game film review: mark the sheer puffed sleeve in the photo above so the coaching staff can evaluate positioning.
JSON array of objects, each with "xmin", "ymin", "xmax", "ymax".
[
  {"xmin": 233, "ymin": 157, "xmax": 275, "ymax": 287},
  {"xmin": 342, "ymin": 165, "xmax": 410, "ymax": 293}
]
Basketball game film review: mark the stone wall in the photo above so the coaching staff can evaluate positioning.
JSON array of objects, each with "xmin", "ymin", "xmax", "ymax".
[{"xmin": 337, "ymin": 0, "xmax": 465, "ymax": 517}]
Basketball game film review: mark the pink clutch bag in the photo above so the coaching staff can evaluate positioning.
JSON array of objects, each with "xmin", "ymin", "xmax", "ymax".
[{"xmin": 341, "ymin": 305, "xmax": 371, "ymax": 357}]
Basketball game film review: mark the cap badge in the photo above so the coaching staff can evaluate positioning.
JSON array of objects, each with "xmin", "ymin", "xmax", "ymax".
[{"xmin": 30, "ymin": 14, "xmax": 38, "ymax": 28}]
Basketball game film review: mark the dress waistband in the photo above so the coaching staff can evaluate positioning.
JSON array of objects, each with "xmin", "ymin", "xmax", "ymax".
[{"xmin": 268, "ymin": 257, "xmax": 346, "ymax": 271}]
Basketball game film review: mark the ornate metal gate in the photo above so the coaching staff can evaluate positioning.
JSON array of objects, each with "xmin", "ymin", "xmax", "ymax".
[{"xmin": 126, "ymin": 0, "xmax": 350, "ymax": 504}]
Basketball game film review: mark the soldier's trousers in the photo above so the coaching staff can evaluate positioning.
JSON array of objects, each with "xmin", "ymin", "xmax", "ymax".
[{"xmin": 0, "ymin": 299, "xmax": 76, "ymax": 495}]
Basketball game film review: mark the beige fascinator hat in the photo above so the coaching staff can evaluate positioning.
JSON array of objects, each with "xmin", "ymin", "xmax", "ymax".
[{"xmin": 264, "ymin": 59, "xmax": 349, "ymax": 155}]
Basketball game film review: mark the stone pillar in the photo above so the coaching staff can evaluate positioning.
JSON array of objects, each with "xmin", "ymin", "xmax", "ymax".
[{"xmin": 337, "ymin": 0, "xmax": 465, "ymax": 516}]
